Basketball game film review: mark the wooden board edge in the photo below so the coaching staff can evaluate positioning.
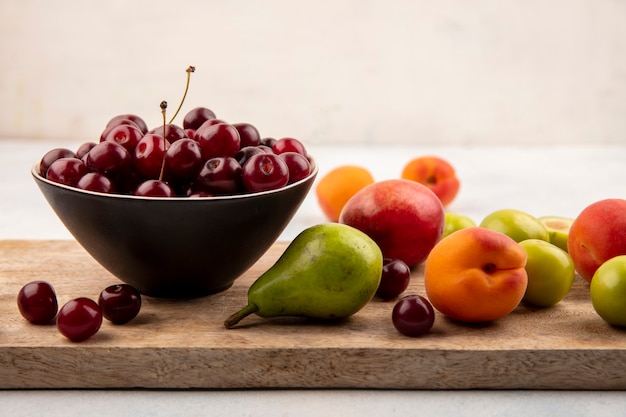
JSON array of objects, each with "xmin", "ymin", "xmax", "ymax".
[{"xmin": 2, "ymin": 346, "xmax": 626, "ymax": 390}]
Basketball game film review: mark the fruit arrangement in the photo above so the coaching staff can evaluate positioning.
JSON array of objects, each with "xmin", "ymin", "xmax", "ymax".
[
  {"xmin": 314, "ymin": 154, "xmax": 626, "ymax": 335},
  {"xmin": 37, "ymin": 67, "xmax": 313, "ymax": 198},
  {"xmin": 15, "ymin": 69, "xmax": 626, "ymax": 344}
]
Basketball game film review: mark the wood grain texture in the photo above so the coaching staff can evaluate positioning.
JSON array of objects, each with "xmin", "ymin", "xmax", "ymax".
[{"xmin": 1, "ymin": 240, "xmax": 625, "ymax": 390}]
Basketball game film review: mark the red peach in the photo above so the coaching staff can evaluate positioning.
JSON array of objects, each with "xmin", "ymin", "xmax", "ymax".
[
  {"xmin": 339, "ymin": 179, "xmax": 445, "ymax": 267},
  {"xmin": 567, "ymin": 198, "xmax": 626, "ymax": 282},
  {"xmin": 401, "ymin": 156, "xmax": 460, "ymax": 206}
]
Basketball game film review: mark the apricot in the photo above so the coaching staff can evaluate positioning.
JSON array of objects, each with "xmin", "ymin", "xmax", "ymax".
[
  {"xmin": 315, "ymin": 165, "xmax": 375, "ymax": 222},
  {"xmin": 401, "ymin": 156, "xmax": 460, "ymax": 206},
  {"xmin": 567, "ymin": 199, "xmax": 626, "ymax": 282},
  {"xmin": 424, "ymin": 227, "xmax": 528, "ymax": 323}
]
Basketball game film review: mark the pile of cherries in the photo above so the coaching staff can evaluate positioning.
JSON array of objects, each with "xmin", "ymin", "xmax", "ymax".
[
  {"xmin": 39, "ymin": 106, "xmax": 313, "ymax": 197},
  {"xmin": 17, "ymin": 280, "xmax": 142, "ymax": 342}
]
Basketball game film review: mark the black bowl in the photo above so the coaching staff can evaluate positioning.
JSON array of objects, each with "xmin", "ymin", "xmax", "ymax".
[{"xmin": 32, "ymin": 162, "xmax": 317, "ymax": 298}]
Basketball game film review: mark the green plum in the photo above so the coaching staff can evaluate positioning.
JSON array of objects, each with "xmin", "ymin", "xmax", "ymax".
[
  {"xmin": 519, "ymin": 239, "xmax": 575, "ymax": 307},
  {"xmin": 480, "ymin": 209, "xmax": 549, "ymax": 243},
  {"xmin": 538, "ymin": 216, "xmax": 574, "ymax": 253},
  {"xmin": 590, "ymin": 255, "xmax": 626, "ymax": 327},
  {"xmin": 443, "ymin": 212, "xmax": 476, "ymax": 238}
]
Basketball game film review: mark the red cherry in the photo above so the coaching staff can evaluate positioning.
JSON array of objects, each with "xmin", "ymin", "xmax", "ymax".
[
  {"xmin": 241, "ymin": 153, "xmax": 289, "ymax": 192},
  {"xmin": 105, "ymin": 114, "xmax": 148, "ymax": 134},
  {"xmin": 57, "ymin": 298, "xmax": 103, "ymax": 342},
  {"xmin": 77, "ymin": 172, "xmax": 116, "ymax": 193},
  {"xmin": 164, "ymin": 138, "xmax": 203, "ymax": 181},
  {"xmin": 39, "ymin": 148, "xmax": 76, "ymax": 176},
  {"xmin": 233, "ymin": 122, "xmax": 261, "ymax": 147},
  {"xmin": 134, "ymin": 134, "xmax": 170, "ymax": 179},
  {"xmin": 86, "ymin": 141, "xmax": 133, "ymax": 178},
  {"xmin": 196, "ymin": 123, "xmax": 241, "ymax": 159},
  {"xmin": 134, "ymin": 180, "xmax": 176, "ymax": 197},
  {"xmin": 17, "ymin": 281, "xmax": 58, "ymax": 324},
  {"xmin": 183, "ymin": 107, "xmax": 216, "ymax": 130},
  {"xmin": 98, "ymin": 284, "xmax": 142, "ymax": 324},
  {"xmin": 197, "ymin": 157, "xmax": 243, "ymax": 195},
  {"xmin": 392, "ymin": 295, "xmax": 435, "ymax": 337},
  {"xmin": 46, "ymin": 158, "xmax": 89, "ymax": 187},
  {"xmin": 104, "ymin": 124, "xmax": 144, "ymax": 152},
  {"xmin": 148, "ymin": 124, "xmax": 187, "ymax": 144},
  {"xmin": 377, "ymin": 258, "xmax": 411, "ymax": 299},
  {"xmin": 279, "ymin": 152, "xmax": 312, "ymax": 184},
  {"xmin": 272, "ymin": 137, "xmax": 307, "ymax": 156}
]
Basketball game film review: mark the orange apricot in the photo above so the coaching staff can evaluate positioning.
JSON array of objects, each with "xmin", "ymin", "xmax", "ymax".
[
  {"xmin": 401, "ymin": 156, "xmax": 460, "ymax": 206},
  {"xmin": 424, "ymin": 227, "xmax": 528, "ymax": 323},
  {"xmin": 315, "ymin": 165, "xmax": 375, "ymax": 222}
]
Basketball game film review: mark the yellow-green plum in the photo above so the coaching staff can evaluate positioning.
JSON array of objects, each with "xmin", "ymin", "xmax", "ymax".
[
  {"xmin": 519, "ymin": 239, "xmax": 575, "ymax": 307},
  {"xmin": 538, "ymin": 216, "xmax": 574, "ymax": 253},
  {"xmin": 480, "ymin": 209, "xmax": 549, "ymax": 243},
  {"xmin": 443, "ymin": 212, "xmax": 476, "ymax": 239},
  {"xmin": 590, "ymin": 255, "xmax": 626, "ymax": 327}
]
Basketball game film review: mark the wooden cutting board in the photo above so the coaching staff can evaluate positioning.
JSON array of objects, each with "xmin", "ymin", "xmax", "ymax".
[{"xmin": 1, "ymin": 240, "xmax": 625, "ymax": 390}]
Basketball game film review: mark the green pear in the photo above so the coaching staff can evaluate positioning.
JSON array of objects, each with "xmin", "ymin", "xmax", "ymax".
[{"xmin": 224, "ymin": 223, "xmax": 383, "ymax": 328}]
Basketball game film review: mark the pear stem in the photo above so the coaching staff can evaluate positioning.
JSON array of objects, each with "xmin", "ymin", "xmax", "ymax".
[{"xmin": 224, "ymin": 304, "xmax": 259, "ymax": 329}]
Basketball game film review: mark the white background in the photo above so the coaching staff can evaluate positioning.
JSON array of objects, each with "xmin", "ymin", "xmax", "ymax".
[
  {"xmin": 1, "ymin": 2, "xmax": 626, "ymax": 416},
  {"xmin": 1, "ymin": 0, "xmax": 626, "ymax": 145}
]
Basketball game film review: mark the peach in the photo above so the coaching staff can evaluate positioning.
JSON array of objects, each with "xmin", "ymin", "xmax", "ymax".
[
  {"xmin": 424, "ymin": 227, "xmax": 528, "ymax": 323},
  {"xmin": 339, "ymin": 179, "xmax": 445, "ymax": 267},
  {"xmin": 401, "ymin": 156, "xmax": 460, "ymax": 206},
  {"xmin": 567, "ymin": 199, "xmax": 626, "ymax": 282}
]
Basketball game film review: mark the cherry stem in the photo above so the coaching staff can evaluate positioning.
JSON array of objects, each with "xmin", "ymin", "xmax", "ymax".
[
  {"xmin": 167, "ymin": 65, "xmax": 195, "ymax": 124},
  {"xmin": 159, "ymin": 100, "xmax": 168, "ymax": 182},
  {"xmin": 223, "ymin": 304, "xmax": 259, "ymax": 329}
]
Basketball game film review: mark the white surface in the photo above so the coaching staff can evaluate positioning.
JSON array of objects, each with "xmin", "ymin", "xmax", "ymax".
[
  {"xmin": 1, "ymin": 139, "xmax": 626, "ymax": 416},
  {"xmin": 2, "ymin": 1, "xmax": 626, "ymax": 146}
]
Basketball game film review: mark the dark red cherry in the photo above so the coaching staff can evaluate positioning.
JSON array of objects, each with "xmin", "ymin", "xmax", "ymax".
[
  {"xmin": 164, "ymin": 138, "xmax": 203, "ymax": 181},
  {"xmin": 241, "ymin": 153, "xmax": 289, "ymax": 192},
  {"xmin": 133, "ymin": 134, "xmax": 170, "ymax": 179},
  {"xmin": 77, "ymin": 172, "xmax": 115, "ymax": 193},
  {"xmin": 392, "ymin": 295, "xmax": 435, "ymax": 337},
  {"xmin": 86, "ymin": 141, "xmax": 133, "ymax": 178},
  {"xmin": 197, "ymin": 157, "xmax": 243, "ymax": 195},
  {"xmin": 233, "ymin": 122, "xmax": 261, "ymax": 147},
  {"xmin": 196, "ymin": 123, "xmax": 241, "ymax": 159},
  {"xmin": 235, "ymin": 146, "xmax": 267, "ymax": 166},
  {"xmin": 148, "ymin": 123, "xmax": 187, "ymax": 143},
  {"xmin": 40, "ymin": 148, "xmax": 76, "ymax": 176},
  {"xmin": 195, "ymin": 119, "xmax": 228, "ymax": 137},
  {"xmin": 75, "ymin": 142, "xmax": 97, "ymax": 159},
  {"xmin": 377, "ymin": 258, "xmax": 411, "ymax": 300},
  {"xmin": 279, "ymin": 152, "xmax": 312, "ymax": 184},
  {"xmin": 56, "ymin": 297, "xmax": 103, "ymax": 342},
  {"xmin": 98, "ymin": 284, "xmax": 142, "ymax": 324},
  {"xmin": 183, "ymin": 107, "xmax": 216, "ymax": 130},
  {"xmin": 104, "ymin": 124, "xmax": 144, "ymax": 152},
  {"xmin": 259, "ymin": 137, "xmax": 277, "ymax": 149},
  {"xmin": 272, "ymin": 137, "xmax": 307, "ymax": 156},
  {"xmin": 134, "ymin": 180, "xmax": 175, "ymax": 197},
  {"xmin": 46, "ymin": 158, "xmax": 89, "ymax": 187},
  {"xmin": 100, "ymin": 118, "xmax": 141, "ymax": 142},
  {"xmin": 106, "ymin": 114, "xmax": 148, "ymax": 134},
  {"xmin": 17, "ymin": 281, "xmax": 58, "ymax": 324}
]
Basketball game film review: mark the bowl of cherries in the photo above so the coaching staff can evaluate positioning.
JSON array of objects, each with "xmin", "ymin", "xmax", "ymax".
[{"xmin": 32, "ymin": 104, "xmax": 317, "ymax": 299}]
